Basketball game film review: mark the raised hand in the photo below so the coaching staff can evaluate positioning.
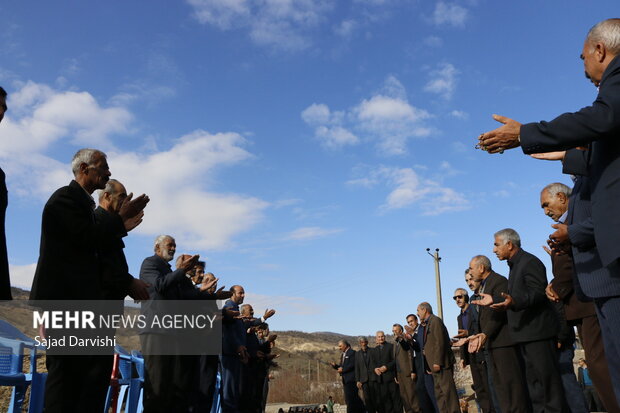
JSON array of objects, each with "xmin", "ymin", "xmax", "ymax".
[{"xmin": 477, "ymin": 114, "xmax": 522, "ymax": 154}]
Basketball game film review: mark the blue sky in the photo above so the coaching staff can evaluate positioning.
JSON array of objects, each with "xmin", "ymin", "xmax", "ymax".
[{"xmin": 0, "ymin": 1, "xmax": 615, "ymax": 336}]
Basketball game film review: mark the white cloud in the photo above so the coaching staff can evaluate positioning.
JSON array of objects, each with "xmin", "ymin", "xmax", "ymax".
[
  {"xmin": 432, "ymin": 2, "xmax": 469, "ymax": 27},
  {"xmin": 0, "ymin": 81, "xmax": 269, "ymax": 250},
  {"xmin": 302, "ymin": 76, "xmax": 432, "ymax": 156},
  {"xmin": 450, "ymin": 109, "xmax": 468, "ymax": 119},
  {"xmin": 301, "ymin": 103, "xmax": 359, "ymax": 149},
  {"xmin": 245, "ymin": 292, "xmax": 324, "ymax": 316},
  {"xmin": 0, "ymin": 81, "xmax": 132, "ymax": 154},
  {"xmin": 110, "ymin": 131, "xmax": 269, "ymax": 249},
  {"xmin": 349, "ymin": 166, "xmax": 469, "ymax": 215},
  {"xmin": 9, "ymin": 263, "xmax": 37, "ymax": 290},
  {"xmin": 423, "ymin": 36, "xmax": 443, "ymax": 47},
  {"xmin": 284, "ymin": 226, "xmax": 343, "ymax": 241},
  {"xmin": 424, "ymin": 63, "xmax": 459, "ymax": 100},
  {"xmin": 187, "ymin": 0, "xmax": 333, "ymax": 51},
  {"xmin": 334, "ymin": 19, "xmax": 358, "ymax": 38}
]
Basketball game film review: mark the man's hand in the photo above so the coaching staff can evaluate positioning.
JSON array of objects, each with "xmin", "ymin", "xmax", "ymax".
[
  {"xmin": 490, "ymin": 293, "xmax": 513, "ymax": 311},
  {"xmin": 374, "ymin": 367, "xmax": 383, "ymax": 376},
  {"xmin": 337, "ymin": 367, "xmax": 343, "ymax": 374},
  {"xmin": 124, "ymin": 210, "xmax": 144, "ymax": 232},
  {"xmin": 546, "ymin": 282, "xmax": 561, "ymax": 303},
  {"xmin": 454, "ymin": 329, "xmax": 468, "ymax": 338},
  {"xmin": 263, "ymin": 309, "xmax": 276, "ymax": 319},
  {"xmin": 128, "ymin": 278, "xmax": 150, "ymax": 301},
  {"xmin": 177, "ymin": 254, "xmax": 199, "ymax": 272},
  {"xmin": 215, "ymin": 286, "xmax": 233, "ymax": 300},
  {"xmin": 478, "ymin": 114, "xmax": 522, "ymax": 154},
  {"xmin": 410, "ymin": 372, "xmax": 417, "ymax": 381},
  {"xmin": 394, "ymin": 377, "xmax": 399, "ymax": 384},
  {"xmin": 459, "ymin": 359, "xmax": 466, "ymax": 369},
  {"xmin": 452, "ymin": 337, "xmax": 470, "ymax": 347},
  {"xmin": 550, "ymin": 223, "xmax": 569, "ymax": 244},
  {"xmin": 119, "ymin": 193, "xmax": 150, "ymax": 221},
  {"xmin": 530, "ymin": 151, "xmax": 566, "ymax": 161},
  {"xmin": 357, "ymin": 382, "xmax": 363, "ymax": 390},
  {"xmin": 432, "ymin": 364, "xmax": 441, "ymax": 373},
  {"xmin": 468, "ymin": 333, "xmax": 487, "ymax": 353},
  {"xmin": 200, "ymin": 277, "xmax": 219, "ymax": 292},
  {"xmin": 470, "ymin": 293, "xmax": 493, "ymax": 307}
]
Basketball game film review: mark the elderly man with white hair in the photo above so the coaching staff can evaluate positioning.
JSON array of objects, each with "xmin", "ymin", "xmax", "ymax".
[{"xmin": 30, "ymin": 148, "xmax": 148, "ymax": 413}]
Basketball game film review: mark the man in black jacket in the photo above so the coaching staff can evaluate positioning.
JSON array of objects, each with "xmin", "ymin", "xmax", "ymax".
[
  {"xmin": 475, "ymin": 229, "xmax": 564, "ymax": 413},
  {"xmin": 468, "ymin": 255, "xmax": 528, "ymax": 413},
  {"xmin": 30, "ymin": 148, "xmax": 147, "ymax": 413},
  {"xmin": 0, "ymin": 86, "xmax": 11, "ymax": 300},
  {"xmin": 355, "ymin": 337, "xmax": 378, "ymax": 413},
  {"xmin": 331, "ymin": 340, "xmax": 363, "ymax": 413},
  {"xmin": 371, "ymin": 331, "xmax": 402, "ymax": 413}
]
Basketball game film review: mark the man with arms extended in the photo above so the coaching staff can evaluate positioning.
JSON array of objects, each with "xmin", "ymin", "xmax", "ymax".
[
  {"xmin": 478, "ymin": 19, "xmax": 620, "ymax": 402},
  {"xmin": 30, "ymin": 148, "xmax": 147, "ymax": 412},
  {"xmin": 539, "ymin": 182, "xmax": 618, "ymax": 411},
  {"xmin": 453, "ymin": 287, "xmax": 494, "ymax": 413},
  {"xmin": 393, "ymin": 323, "xmax": 421, "ymax": 413},
  {"xmin": 475, "ymin": 229, "xmax": 564, "ymax": 412},
  {"xmin": 417, "ymin": 302, "xmax": 459, "ymax": 413},
  {"xmin": 467, "ymin": 255, "xmax": 528, "ymax": 413},
  {"xmin": 0, "ymin": 86, "xmax": 11, "ymax": 300}
]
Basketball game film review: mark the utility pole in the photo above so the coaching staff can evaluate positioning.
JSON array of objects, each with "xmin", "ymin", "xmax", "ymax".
[{"xmin": 426, "ymin": 248, "xmax": 443, "ymax": 320}]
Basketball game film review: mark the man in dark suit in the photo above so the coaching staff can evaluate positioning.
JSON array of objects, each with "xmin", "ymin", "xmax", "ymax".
[
  {"xmin": 30, "ymin": 148, "xmax": 147, "ymax": 413},
  {"xmin": 478, "ymin": 20, "xmax": 620, "ymax": 403},
  {"xmin": 453, "ymin": 287, "xmax": 495, "ymax": 413},
  {"xmin": 468, "ymin": 255, "xmax": 529, "ymax": 413},
  {"xmin": 392, "ymin": 324, "xmax": 421, "ymax": 413},
  {"xmin": 0, "ymin": 86, "xmax": 11, "ymax": 300},
  {"xmin": 417, "ymin": 302, "xmax": 459, "ymax": 413},
  {"xmin": 139, "ymin": 235, "xmax": 225, "ymax": 413},
  {"xmin": 331, "ymin": 340, "xmax": 364, "ymax": 413},
  {"xmin": 405, "ymin": 314, "xmax": 436, "ymax": 413},
  {"xmin": 95, "ymin": 178, "xmax": 149, "ymax": 301},
  {"xmin": 370, "ymin": 331, "xmax": 401, "ymax": 413},
  {"xmin": 355, "ymin": 337, "xmax": 378, "ymax": 413},
  {"xmin": 539, "ymin": 182, "xmax": 619, "ymax": 412},
  {"xmin": 476, "ymin": 229, "xmax": 565, "ymax": 413}
]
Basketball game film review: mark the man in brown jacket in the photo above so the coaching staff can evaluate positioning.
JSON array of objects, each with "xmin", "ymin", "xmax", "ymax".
[
  {"xmin": 417, "ymin": 302, "xmax": 459, "ymax": 413},
  {"xmin": 392, "ymin": 324, "xmax": 421, "ymax": 413}
]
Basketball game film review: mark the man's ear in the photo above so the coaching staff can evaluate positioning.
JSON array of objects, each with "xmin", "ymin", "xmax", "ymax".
[{"xmin": 595, "ymin": 42, "xmax": 607, "ymax": 63}]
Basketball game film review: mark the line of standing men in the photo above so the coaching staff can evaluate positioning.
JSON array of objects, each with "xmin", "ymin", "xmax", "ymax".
[{"xmin": 332, "ymin": 302, "xmax": 461, "ymax": 413}]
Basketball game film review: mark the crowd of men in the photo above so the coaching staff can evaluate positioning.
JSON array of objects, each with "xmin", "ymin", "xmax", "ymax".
[
  {"xmin": 0, "ymin": 142, "xmax": 279, "ymax": 412},
  {"xmin": 1, "ymin": 14, "xmax": 620, "ymax": 413},
  {"xmin": 327, "ymin": 17, "xmax": 620, "ymax": 413}
]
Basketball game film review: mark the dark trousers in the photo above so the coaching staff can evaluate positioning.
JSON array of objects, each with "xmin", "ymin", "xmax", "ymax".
[
  {"xmin": 397, "ymin": 372, "xmax": 421, "ymax": 413},
  {"xmin": 594, "ymin": 296, "xmax": 620, "ymax": 408},
  {"xmin": 577, "ymin": 314, "xmax": 620, "ymax": 412},
  {"xmin": 191, "ymin": 355, "xmax": 219, "ymax": 412},
  {"xmin": 343, "ymin": 380, "xmax": 364, "ymax": 413},
  {"xmin": 583, "ymin": 385, "xmax": 604, "ymax": 412},
  {"xmin": 470, "ymin": 354, "xmax": 495, "ymax": 413},
  {"xmin": 44, "ymin": 354, "xmax": 112, "ymax": 413},
  {"xmin": 141, "ymin": 335, "xmax": 193, "ymax": 413},
  {"xmin": 220, "ymin": 354, "xmax": 241, "ymax": 413},
  {"xmin": 423, "ymin": 372, "xmax": 439, "ymax": 413},
  {"xmin": 361, "ymin": 382, "xmax": 378, "ymax": 413},
  {"xmin": 488, "ymin": 346, "xmax": 529, "ymax": 413},
  {"xmin": 483, "ymin": 350, "xmax": 502, "ymax": 413},
  {"xmin": 375, "ymin": 379, "xmax": 402, "ymax": 413},
  {"xmin": 557, "ymin": 346, "xmax": 588, "ymax": 413},
  {"xmin": 518, "ymin": 339, "xmax": 565, "ymax": 413},
  {"xmin": 431, "ymin": 368, "xmax": 460, "ymax": 413}
]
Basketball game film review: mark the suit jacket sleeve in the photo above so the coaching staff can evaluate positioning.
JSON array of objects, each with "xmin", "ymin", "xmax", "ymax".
[
  {"xmin": 139, "ymin": 257, "xmax": 186, "ymax": 294},
  {"xmin": 520, "ymin": 61, "xmax": 620, "ymax": 153},
  {"xmin": 562, "ymin": 149, "xmax": 589, "ymax": 176},
  {"xmin": 510, "ymin": 258, "xmax": 548, "ymax": 312},
  {"xmin": 481, "ymin": 275, "xmax": 508, "ymax": 340}
]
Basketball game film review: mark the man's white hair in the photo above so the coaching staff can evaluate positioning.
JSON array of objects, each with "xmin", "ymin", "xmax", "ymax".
[
  {"xmin": 154, "ymin": 235, "xmax": 174, "ymax": 252},
  {"xmin": 494, "ymin": 228, "xmax": 521, "ymax": 248},
  {"xmin": 71, "ymin": 148, "xmax": 105, "ymax": 177},
  {"xmin": 542, "ymin": 182, "xmax": 572, "ymax": 198},
  {"xmin": 587, "ymin": 18, "xmax": 620, "ymax": 55}
]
